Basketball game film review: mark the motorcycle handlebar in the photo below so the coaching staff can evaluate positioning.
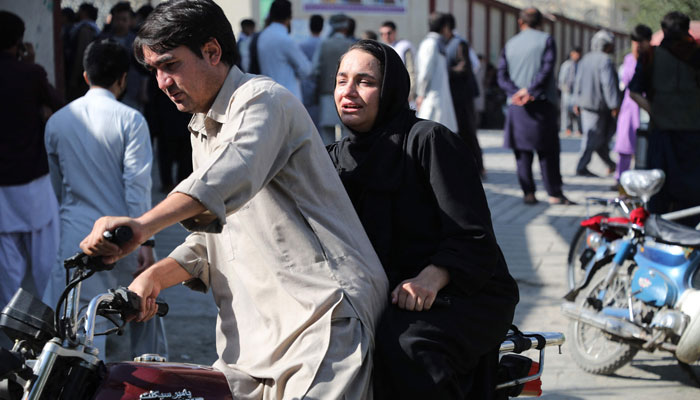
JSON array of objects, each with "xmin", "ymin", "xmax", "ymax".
[
  {"xmin": 107, "ymin": 287, "xmax": 169, "ymax": 318},
  {"xmin": 64, "ymin": 226, "xmax": 135, "ymax": 271},
  {"xmin": 102, "ymin": 226, "xmax": 133, "ymax": 246}
]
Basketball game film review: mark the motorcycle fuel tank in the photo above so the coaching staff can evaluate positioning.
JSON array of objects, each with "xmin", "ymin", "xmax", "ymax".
[
  {"xmin": 93, "ymin": 362, "xmax": 233, "ymax": 400},
  {"xmin": 632, "ymin": 241, "xmax": 699, "ymax": 307}
]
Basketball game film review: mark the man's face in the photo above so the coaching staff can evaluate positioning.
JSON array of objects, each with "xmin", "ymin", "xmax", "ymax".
[
  {"xmin": 379, "ymin": 26, "xmax": 396, "ymax": 44},
  {"xmin": 334, "ymin": 49, "xmax": 381, "ymax": 133},
  {"xmin": 440, "ymin": 24, "xmax": 453, "ymax": 41},
  {"xmin": 570, "ymin": 51, "xmax": 581, "ymax": 62},
  {"xmin": 111, "ymin": 11, "xmax": 132, "ymax": 36},
  {"xmin": 143, "ymin": 44, "xmax": 219, "ymax": 113}
]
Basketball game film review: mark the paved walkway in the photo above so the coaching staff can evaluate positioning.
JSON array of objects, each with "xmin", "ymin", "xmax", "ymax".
[{"xmin": 149, "ymin": 130, "xmax": 700, "ymax": 398}]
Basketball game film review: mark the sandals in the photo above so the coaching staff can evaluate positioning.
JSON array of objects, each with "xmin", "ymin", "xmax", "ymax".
[
  {"xmin": 548, "ymin": 195, "xmax": 576, "ymax": 205},
  {"xmin": 523, "ymin": 193, "xmax": 538, "ymax": 205}
]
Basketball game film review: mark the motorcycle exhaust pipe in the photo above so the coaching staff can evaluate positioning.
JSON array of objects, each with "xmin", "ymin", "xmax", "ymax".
[{"xmin": 561, "ymin": 302, "xmax": 651, "ymax": 341}]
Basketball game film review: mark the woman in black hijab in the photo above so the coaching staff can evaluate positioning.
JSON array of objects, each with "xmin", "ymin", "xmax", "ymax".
[{"xmin": 328, "ymin": 40, "xmax": 519, "ymax": 399}]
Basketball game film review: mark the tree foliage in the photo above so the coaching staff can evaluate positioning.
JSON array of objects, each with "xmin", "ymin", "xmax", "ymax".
[{"xmin": 622, "ymin": 0, "xmax": 700, "ymax": 31}]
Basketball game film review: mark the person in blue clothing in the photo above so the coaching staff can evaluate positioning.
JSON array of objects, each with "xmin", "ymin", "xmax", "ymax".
[{"xmin": 255, "ymin": 0, "xmax": 311, "ymax": 100}]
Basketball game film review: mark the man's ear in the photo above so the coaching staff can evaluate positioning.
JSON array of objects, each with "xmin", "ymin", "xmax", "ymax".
[
  {"xmin": 120, "ymin": 72, "xmax": 128, "ymax": 86},
  {"xmin": 83, "ymin": 71, "xmax": 90, "ymax": 86},
  {"xmin": 202, "ymin": 38, "xmax": 222, "ymax": 66}
]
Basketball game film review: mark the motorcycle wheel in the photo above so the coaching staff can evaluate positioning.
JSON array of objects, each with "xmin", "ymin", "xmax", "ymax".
[
  {"xmin": 568, "ymin": 267, "xmax": 638, "ymax": 375},
  {"xmin": 567, "ymin": 212, "xmax": 609, "ymax": 290}
]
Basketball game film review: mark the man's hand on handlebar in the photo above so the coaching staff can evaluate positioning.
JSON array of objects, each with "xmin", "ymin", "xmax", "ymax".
[
  {"xmin": 128, "ymin": 267, "xmax": 162, "ymax": 322},
  {"xmin": 80, "ymin": 216, "xmax": 150, "ymax": 264}
]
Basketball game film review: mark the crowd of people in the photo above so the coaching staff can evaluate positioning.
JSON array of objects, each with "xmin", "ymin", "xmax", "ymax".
[
  {"xmin": 234, "ymin": 3, "xmax": 494, "ymax": 182},
  {"xmin": 1, "ymin": 3, "xmax": 171, "ymax": 360},
  {"xmin": 1, "ymin": 0, "xmax": 699, "ymax": 398},
  {"xmin": 498, "ymin": 7, "xmax": 699, "ymax": 216},
  {"xmin": 549, "ymin": 9, "xmax": 700, "ymax": 226}
]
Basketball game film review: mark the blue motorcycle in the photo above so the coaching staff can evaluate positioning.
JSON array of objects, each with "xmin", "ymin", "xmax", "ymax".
[{"xmin": 562, "ymin": 170, "xmax": 700, "ymax": 375}]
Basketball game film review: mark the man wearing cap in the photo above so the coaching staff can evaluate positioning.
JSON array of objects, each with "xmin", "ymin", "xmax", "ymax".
[
  {"xmin": 312, "ymin": 14, "xmax": 355, "ymax": 144},
  {"xmin": 572, "ymin": 30, "xmax": 621, "ymax": 177}
]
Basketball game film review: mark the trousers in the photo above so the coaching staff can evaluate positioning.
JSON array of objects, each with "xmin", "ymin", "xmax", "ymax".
[
  {"xmin": 576, "ymin": 109, "xmax": 616, "ymax": 173},
  {"xmin": 514, "ymin": 149, "xmax": 563, "ymax": 197}
]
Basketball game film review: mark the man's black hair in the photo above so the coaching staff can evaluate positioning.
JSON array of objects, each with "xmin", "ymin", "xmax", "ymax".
[
  {"xmin": 269, "ymin": 0, "xmax": 292, "ymax": 23},
  {"xmin": 429, "ymin": 13, "xmax": 452, "ymax": 33},
  {"xmin": 310, "ymin": 14, "xmax": 323, "ymax": 34},
  {"xmin": 134, "ymin": 0, "xmax": 238, "ymax": 68},
  {"xmin": 445, "ymin": 13, "xmax": 456, "ymax": 31},
  {"xmin": 661, "ymin": 11, "xmax": 690, "ymax": 41},
  {"xmin": 348, "ymin": 17, "xmax": 356, "ymax": 37},
  {"xmin": 83, "ymin": 39, "xmax": 129, "ymax": 88},
  {"xmin": 631, "ymin": 24, "xmax": 652, "ymax": 42},
  {"xmin": 0, "ymin": 11, "xmax": 24, "ymax": 51},
  {"xmin": 519, "ymin": 7, "xmax": 543, "ymax": 28},
  {"xmin": 241, "ymin": 19, "xmax": 255, "ymax": 29},
  {"xmin": 136, "ymin": 5, "xmax": 154, "ymax": 20},
  {"xmin": 79, "ymin": 3, "xmax": 98, "ymax": 21},
  {"xmin": 62, "ymin": 7, "xmax": 77, "ymax": 23},
  {"xmin": 381, "ymin": 21, "xmax": 396, "ymax": 31},
  {"xmin": 572, "ymin": 46, "xmax": 582, "ymax": 54},
  {"xmin": 111, "ymin": 1, "xmax": 133, "ymax": 16}
]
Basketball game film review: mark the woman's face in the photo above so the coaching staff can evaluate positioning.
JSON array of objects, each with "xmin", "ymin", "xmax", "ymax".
[{"xmin": 334, "ymin": 49, "xmax": 382, "ymax": 133}]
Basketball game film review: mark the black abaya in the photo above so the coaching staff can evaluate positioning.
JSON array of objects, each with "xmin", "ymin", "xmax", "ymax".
[{"xmin": 327, "ymin": 41, "xmax": 519, "ymax": 399}]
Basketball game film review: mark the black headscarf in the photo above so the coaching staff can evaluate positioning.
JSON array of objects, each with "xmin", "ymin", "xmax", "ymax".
[
  {"xmin": 330, "ymin": 40, "xmax": 417, "ymax": 192},
  {"xmin": 328, "ymin": 40, "xmax": 419, "ymax": 267}
]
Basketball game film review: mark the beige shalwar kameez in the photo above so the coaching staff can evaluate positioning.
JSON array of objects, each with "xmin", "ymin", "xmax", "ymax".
[{"xmin": 167, "ymin": 66, "xmax": 388, "ymax": 400}]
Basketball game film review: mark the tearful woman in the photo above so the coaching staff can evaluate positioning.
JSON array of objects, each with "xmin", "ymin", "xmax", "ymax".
[{"xmin": 327, "ymin": 40, "xmax": 520, "ymax": 399}]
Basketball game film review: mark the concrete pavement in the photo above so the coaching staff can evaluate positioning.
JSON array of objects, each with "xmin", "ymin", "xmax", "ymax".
[{"xmin": 148, "ymin": 130, "xmax": 700, "ymax": 398}]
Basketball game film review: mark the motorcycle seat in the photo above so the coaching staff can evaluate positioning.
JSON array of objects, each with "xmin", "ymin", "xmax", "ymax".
[{"xmin": 644, "ymin": 215, "xmax": 700, "ymax": 247}]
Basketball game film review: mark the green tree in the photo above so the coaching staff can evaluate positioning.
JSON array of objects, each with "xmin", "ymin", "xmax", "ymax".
[{"xmin": 623, "ymin": 0, "xmax": 700, "ymax": 30}]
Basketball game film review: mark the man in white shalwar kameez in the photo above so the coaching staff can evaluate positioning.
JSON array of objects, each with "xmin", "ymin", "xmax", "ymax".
[
  {"xmin": 415, "ymin": 13, "xmax": 458, "ymax": 133},
  {"xmin": 79, "ymin": 1, "xmax": 388, "ymax": 399},
  {"xmin": 43, "ymin": 40, "xmax": 167, "ymax": 360}
]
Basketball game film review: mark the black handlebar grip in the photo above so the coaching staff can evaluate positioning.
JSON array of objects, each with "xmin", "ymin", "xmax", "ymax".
[
  {"xmin": 103, "ymin": 226, "xmax": 133, "ymax": 245},
  {"xmin": 156, "ymin": 300, "xmax": 169, "ymax": 317}
]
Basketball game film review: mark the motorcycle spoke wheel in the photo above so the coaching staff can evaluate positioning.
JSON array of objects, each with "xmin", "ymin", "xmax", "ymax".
[{"xmin": 568, "ymin": 269, "xmax": 638, "ymax": 375}]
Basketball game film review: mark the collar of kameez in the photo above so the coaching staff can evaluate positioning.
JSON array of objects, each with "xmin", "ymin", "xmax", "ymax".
[
  {"xmin": 189, "ymin": 66, "xmax": 244, "ymax": 136},
  {"xmin": 85, "ymin": 87, "xmax": 115, "ymax": 100}
]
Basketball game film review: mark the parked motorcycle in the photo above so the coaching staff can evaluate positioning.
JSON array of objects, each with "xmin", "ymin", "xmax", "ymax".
[
  {"xmin": 0, "ymin": 228, "xmax": 565, "ymax": 399},
  {"xmin": 562, "ymin": 170, "xmax": 700, "ymax": 376}
]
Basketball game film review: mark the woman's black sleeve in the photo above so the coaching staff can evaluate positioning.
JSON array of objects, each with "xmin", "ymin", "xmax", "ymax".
[{"xmin": 416, "ymin": 125, "xmax": 504, "ymax": 295}]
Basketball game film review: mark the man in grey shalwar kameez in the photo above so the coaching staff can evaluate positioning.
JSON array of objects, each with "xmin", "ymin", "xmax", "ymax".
[
  {"xmin": 573, "ymin": 30, "xmax": 621, "ymax": 177},
  {"xmin": 498, "ymin": 8, "xmax": 572, "ymax": 205},
  {"xmin": 79, "ymin": 1, "xmax": 388, "ymax": 399}
]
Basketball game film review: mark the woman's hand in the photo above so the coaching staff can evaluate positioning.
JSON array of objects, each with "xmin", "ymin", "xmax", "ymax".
[{"xmin": 391, "ymin": 265, "xmax": 450, "ymax": 311}]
